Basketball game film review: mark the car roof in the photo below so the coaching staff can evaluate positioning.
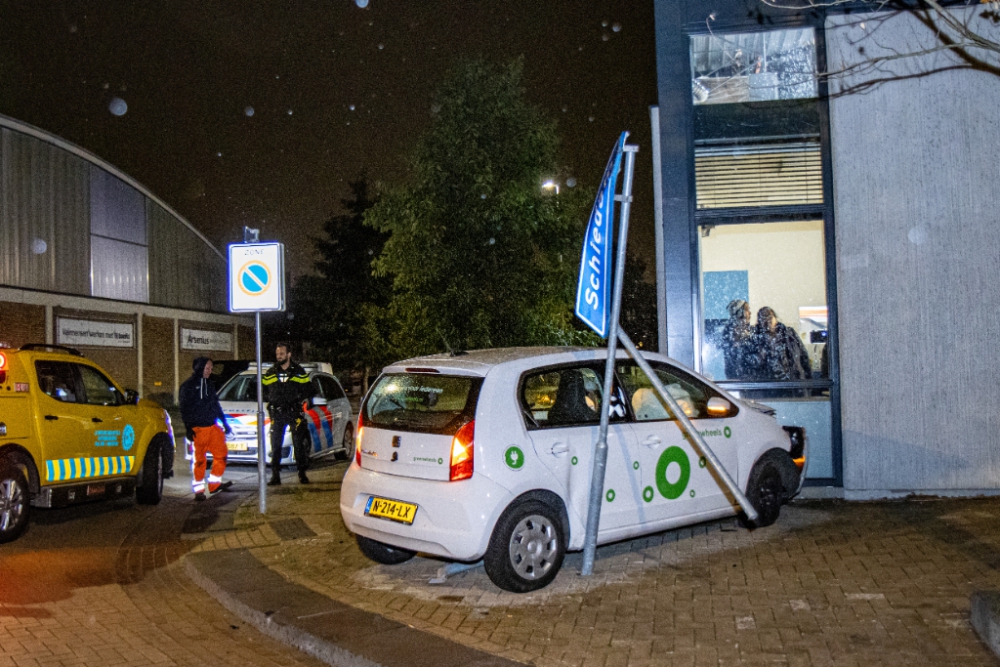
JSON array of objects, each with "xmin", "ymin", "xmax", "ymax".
[{"xmin": 382, "ymin": 346, "xmax": 675, "ymax": 377}]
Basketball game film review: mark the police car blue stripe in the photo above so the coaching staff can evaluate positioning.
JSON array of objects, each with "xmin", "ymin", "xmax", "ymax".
[
  {"xmin": 319, "ymin": 408, "xmax": 335, "ymax": 450},
  {"xmin": 304, "ymin": 417, "xmax": 322, "ymax": 453}
]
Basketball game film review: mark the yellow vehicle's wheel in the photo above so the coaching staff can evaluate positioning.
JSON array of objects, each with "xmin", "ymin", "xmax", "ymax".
[
  {"xmin": 0, "ymin": 462, "xmax": 30, "ymax": 543},
  {"xmin": 136, "ymin": 440, "xmax": 164, "ymax": 505}
]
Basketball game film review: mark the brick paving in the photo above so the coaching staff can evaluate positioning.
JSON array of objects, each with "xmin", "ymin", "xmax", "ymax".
[
  {"xmin": 0, "ymin": 475, "xmax": 328, "ymax": 667},
  {"xmin": 190, "ymin": 462, "xmax": 1000, "ymax": 667}
]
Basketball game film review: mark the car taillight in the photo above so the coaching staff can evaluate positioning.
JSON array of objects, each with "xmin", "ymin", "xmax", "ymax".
[
  {"xmin": 355, "ymin": 416, "xmax": 364, "ymax": 467},
  {"xmin": 449, "ymin": 420, "xmax": 475, "ymax": 481}
]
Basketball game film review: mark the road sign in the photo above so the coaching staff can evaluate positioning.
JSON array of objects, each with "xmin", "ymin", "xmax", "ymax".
[
  {"xmin": 228, "ymin": 242, "xmax": 285, "ymax": 312},
  {"xmin": 575, "ymin": 132, "xmax": 627, "ymax": 338}
]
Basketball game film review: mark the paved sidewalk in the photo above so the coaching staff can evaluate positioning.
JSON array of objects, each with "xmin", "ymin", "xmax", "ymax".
[{"xmin": 183, "ymin": 462, "xmax": 1000, "ymax": 667}]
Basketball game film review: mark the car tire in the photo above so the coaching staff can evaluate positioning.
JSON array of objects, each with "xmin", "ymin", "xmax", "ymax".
[
  {"xmin": 136, "ymin": 441, "xmax": 164, "ymax": 505},
  {"xmin": 355, "ymin": 534, "xmax": 416, "ymax": 565},
  {"xmin": 0, "ymin": 461, "xmax": 31, "ymax": 544},
  {"xmin": 484, "ymin": 497, "xmax": 566, "ymax": 593},
  {"xmin": 337, "ymin": 425, "xmax": 355, "ymax": 461},
  {"xmin": 742, "ymin": 461, "xmax": 783, "ymax": 528}
]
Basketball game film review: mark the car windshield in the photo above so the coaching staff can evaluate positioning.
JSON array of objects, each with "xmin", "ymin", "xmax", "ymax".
[
  {"xmin": 365, "ymin": 373, "xmax": 482, "ymax": 435},
  {"xmin": 218, "ymin": 374, "xmax": 271, "ymax": 402}
]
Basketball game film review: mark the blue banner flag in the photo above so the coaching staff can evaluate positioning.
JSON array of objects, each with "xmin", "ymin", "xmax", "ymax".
[{"xmin": 575, "ymin": 132, "xmax": 628, "ymax": 338}]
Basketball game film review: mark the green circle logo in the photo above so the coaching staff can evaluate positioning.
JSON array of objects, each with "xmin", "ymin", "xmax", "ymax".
[
  {"xmin": 724, "ymin": 426, "xmax": 732, "ymax": 438},
  {"xmin": 437, "ymin": 458, "xmax": 443, "ymax": 464},
  {"xmin": 504, "ymin": 446, "xmax": 524, "ymax": 470},
  {"xmin": 571, "ymin": 456, "xmax": 578, "ymax": 465},
  {"xmin": 690, "ymin": 489, "xmax": 696, "ymax": 498},
  {"xmin": 699, "ymin": 456, "xmax": 707, "ymax": 468},
  {"xmin": 655, "ymin": 446, "xmax": 691, "ymax": 500},
  {"xmin": 643, "ymin": 486, "xmax": 654, "ymax": 503},
  {"xmin": 633, "ymin": 461, "xmax": 640, "ymax": 470},
  {"xmin": 606, "ymin": 489, "xmax": 615, "ymax": 502}
]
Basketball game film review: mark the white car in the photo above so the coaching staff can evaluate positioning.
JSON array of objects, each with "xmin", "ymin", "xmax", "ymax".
[
  {"xmin": 340, "ymin": 347, "xmax": 806, "ymax": 593},
  {"xmin": 184, "ymin": 362, "xmax": 355, "ymax": 466}
]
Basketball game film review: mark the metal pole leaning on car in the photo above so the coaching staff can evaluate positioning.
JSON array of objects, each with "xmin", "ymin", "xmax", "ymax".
[
  {"xmin": 581, "ymin": 142, "xmax": 638, "ymax": 576},
  {"xmin": 616, "ymin": 331, "xmax": 758, "ymax": 523}
]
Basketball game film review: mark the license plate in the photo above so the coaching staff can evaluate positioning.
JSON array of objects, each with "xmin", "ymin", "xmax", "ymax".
[
  {"xmin": 87, "ymin": 483, "xmax": 105, "ymax": 497},
  {"xmin": 365, "ymin": 496, "xmax": 418, "ymax": 524},
  {"xmin": 227, "ymin": 441, "xmax": 250, "ymax": 452}
]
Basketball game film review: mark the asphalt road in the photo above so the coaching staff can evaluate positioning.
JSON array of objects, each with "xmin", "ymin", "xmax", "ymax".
[{"xmin": 0, "ymin": 445, "xmax": 328, "ymax": 667}]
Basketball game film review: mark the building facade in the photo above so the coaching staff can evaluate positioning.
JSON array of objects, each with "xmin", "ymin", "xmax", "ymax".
[
  {"xmin": 653, "ymin": 1, "xmax": 1000, "ymax": 498},
  {"xmin": 0, "ymin": 114, "xmax": 252, "ymax": 406}
]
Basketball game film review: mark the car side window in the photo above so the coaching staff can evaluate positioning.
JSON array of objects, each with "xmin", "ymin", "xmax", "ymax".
[
  {"xmin": 311, "ymin": 377, "xmax": 326, "ymax": 400},
  {"xmin": 616, "ymin": 362, "xmax": 721, "ymax": 421},
  {"xmin": 35, "ymin": 361, "xmax": 82, "ymax": 403},
  {"xmin": 77, "ymin": 365, "xmax": 123, "ymax": 406},
  {"xmin": 318, "ymin": 376, "xmax": 346, "ymax": 401},
  {"xmin": 521, "ymin": 366, "xmax": 627, "ymax": 429}
]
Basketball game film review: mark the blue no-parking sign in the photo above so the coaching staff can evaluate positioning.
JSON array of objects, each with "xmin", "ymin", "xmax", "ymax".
[
  {"xmin": 228, "ymin": 242, "xmax": 285, "ymax": 312},
  {"xmin": 575, "ymin": 132, "xmax": 627, "ymax": 337}
]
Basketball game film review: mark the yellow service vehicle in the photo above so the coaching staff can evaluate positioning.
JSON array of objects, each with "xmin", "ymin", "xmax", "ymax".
[{"xmin": 0, "ymin": 344, "xmax": 175, "ymax": 543}]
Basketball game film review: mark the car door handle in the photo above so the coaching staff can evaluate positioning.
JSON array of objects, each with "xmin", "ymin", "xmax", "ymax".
[
  {"xmin": 643, "ymin": 435, "xmax": 661, "ymax": 447},
  {"xmin": 44, "ymin": 415, "xmax": 59, "ymax": 421},
  {"xmin": 550, "ymin": 442, "xmax": 569, "ymax": 456},
  {"xmin": 92, "ymin": 417, "xmax": 103, "ymax": 423}
]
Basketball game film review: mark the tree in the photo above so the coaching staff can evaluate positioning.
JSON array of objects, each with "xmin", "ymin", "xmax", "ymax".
[
  {"xmin": 283, "ymin": 177, "xmax": 392, "ymax": 380},
  {"xmin": 365, "ymin": 58, "xmax": 595, "ymax": 358},
  {"xmin": 620, "ymin": 253, "xmax": 659, "ymax": 352}
]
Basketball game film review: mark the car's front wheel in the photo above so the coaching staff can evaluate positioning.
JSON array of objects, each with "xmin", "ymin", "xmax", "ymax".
[
  {"xmin": 136, "ymin": 441, "xmax": 164, "ymax": 505},
  {"xmin": 484, "ymin": 496, "xmax": 566, "ymax": 593},
  {"xmin": 356, "ymin": 534, "xmax": 416, "ymax": 565},
  {"xmin": 337, "ymin": 425, "xmax": 355, "ymax": 461},
  {"xmin": 743, "ymin": 461, "xmax": 784, "ymax": 528},
  {"xmin": 0, "ymin": 461, "xmax": 30, "ymax": 544}
]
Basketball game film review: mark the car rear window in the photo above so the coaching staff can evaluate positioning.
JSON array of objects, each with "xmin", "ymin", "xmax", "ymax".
[
  {"xmin": 218, "ymin": 374, "xmax": 271, "ymax": 402},
  {"xmin": 364, "ymin": 373, "xmax": 483, "ymax": 435}
]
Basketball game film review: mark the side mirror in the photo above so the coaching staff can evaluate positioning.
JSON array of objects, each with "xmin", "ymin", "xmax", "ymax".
[
  {"xmin": 312, "ymin": 397, "xmax": 328, "ymax": 407},
  {"xmin": 124, "ymin": 389, "xmax": 140, "ymax": 405},
  {"xmin": 706, "ymin": 396, "xmax": 731, "ymax": 417}
]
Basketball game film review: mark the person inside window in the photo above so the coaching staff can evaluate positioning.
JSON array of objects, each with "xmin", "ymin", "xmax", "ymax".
[
  {"xmin": 752, "ymin": 306, "xmax": 811, "ymax": 380},
  {"xmin": 721, "ymin": 299, "xmax": 757, "ymax": 380}
]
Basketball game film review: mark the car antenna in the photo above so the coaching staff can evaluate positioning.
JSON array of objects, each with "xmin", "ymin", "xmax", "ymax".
[{"xmin": 437, "ymin": 328, "xmax": 466, "ymax": 357}]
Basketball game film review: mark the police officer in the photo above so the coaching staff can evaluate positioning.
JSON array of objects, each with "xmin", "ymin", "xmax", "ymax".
[{"xmin": 262, "ymin": 342, "xmax": 314, "ymax": 485}]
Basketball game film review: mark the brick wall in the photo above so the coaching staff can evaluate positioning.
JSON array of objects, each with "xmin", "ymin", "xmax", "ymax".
[
  {"xmin": 142, "ymin": 315, "xmax": 174, "ymax": 406},
  {"xmin": 0, "ymin": 301, "xmax": 46, "ymax": 348}
]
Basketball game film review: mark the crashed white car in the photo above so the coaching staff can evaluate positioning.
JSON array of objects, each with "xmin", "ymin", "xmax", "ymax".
[{"xmin": 340, "ymin": 347, "xmax": 805, "ymax": 592}]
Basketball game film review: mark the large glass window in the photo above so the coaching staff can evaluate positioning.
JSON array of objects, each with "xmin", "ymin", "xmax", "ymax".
[
  {"xmin": 700, "ymin": 220, "xmax": 827, "ymax": 382},
  {"xmin": 691, "ymin": 28, "xmax": 818, "ymax": 105}
]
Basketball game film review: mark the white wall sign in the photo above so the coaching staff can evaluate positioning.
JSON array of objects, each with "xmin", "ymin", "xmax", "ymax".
[
  {"xmin": 181, "ymin": 328, "xmax": 233, "ymax": 352},
  {"xmin": 57, "ymin": 318, "xmax": 134, "ymax": 348},
  {"xmin": 228, "ymin": 242, "xmax": 285, "ymax": 312}
]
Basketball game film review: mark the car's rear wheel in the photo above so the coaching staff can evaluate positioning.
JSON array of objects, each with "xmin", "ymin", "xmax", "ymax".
[
  {"xmin": 484, "ymin": 497, "xmax": 566, "ymax": 593},
  {"xmin": 136, "ymin": 441, "xmax": 164, "ymax": 505},
  {"xmin": 337, "ymin": 425, "xmax": 355, "ymax": 461},
  {"xmin": 743, "ymin": 462, "xmax": 783, "ymax": 528},
  {"xmin": 356, "ymin": 534, "xmax": 416, "ymax": 565},
  {"xmin": 0, "ymin": 462, "xmax": 30, "ymax": 544}
]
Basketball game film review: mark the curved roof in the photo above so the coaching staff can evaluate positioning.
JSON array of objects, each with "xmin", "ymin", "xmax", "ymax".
[{"xmin": 0, "ymin": 113, "xmax": 223, "ymax": 260}]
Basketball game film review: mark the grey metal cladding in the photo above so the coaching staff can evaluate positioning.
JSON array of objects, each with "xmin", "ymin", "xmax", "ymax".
[
  {"xmin": 90, "ymin": 235, "xmax": 149, "ymax": 303},
  {"xmin": 0, "ymin": 128, "xmax": 90, "ymax": 294},
  {"xmin": 90, "ymin": 166, "xmax": 146, "ymax": 244},
  {"xmin": 148, "ymin": 200, "xmax": 225, "ymax": 311}
]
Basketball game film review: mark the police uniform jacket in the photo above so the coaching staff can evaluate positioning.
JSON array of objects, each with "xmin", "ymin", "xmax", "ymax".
[{"xmin": 262, "ymin": 361, "xmax": 314, "ymax": 416}]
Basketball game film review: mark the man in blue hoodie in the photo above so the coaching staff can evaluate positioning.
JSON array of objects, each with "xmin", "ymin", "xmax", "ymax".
[{"xmin": 179, "ymin": 357, "xmax": 232, "ymax": 501}]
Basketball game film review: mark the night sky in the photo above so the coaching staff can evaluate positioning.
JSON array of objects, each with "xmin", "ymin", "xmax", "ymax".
[{"xmin": 1, "ymin": 1, "xmax": 659, "ymax": 279}]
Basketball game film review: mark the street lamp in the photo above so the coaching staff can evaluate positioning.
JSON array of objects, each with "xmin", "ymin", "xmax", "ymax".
[{"xmin": 542, "ymin": 180, "xmax": 560, "ymax": 195}]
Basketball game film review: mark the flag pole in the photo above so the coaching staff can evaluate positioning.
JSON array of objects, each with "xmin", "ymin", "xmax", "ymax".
[{"xmin": 581, "ymin": 144, "xmax": 638, "ymax": 576}]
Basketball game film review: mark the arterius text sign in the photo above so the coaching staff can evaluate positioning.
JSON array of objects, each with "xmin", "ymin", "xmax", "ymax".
[{"xmin": 228, "ymin": 242, "xmax": 286, "ymax": 312}]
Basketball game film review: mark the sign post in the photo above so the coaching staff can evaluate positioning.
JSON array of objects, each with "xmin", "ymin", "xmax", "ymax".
[
  {"xmin": 575, "ymin": 134, "xmax": 757, "ymax": 577},
  {"xmin": 228, "ymin": 229, "xmax": 285, "ymax": 514}
]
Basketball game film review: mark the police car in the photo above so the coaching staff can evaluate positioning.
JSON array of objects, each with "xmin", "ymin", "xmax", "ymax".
[
  {"xmin": 0, "ymin": 344, "xmax": 175, "ymax": 543},
  {"xmin": 340, "ymin": 347, "xmax": 806, "ymax": 593},
  {"xmin": 184, "ymin": 362, "xmax": 354, "ymax": 466}
]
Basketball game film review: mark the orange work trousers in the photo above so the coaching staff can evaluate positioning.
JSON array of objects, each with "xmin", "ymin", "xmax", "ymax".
[{"xmin": 191, "ymin": 425, "xmax": 227, "ymax": 494}]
